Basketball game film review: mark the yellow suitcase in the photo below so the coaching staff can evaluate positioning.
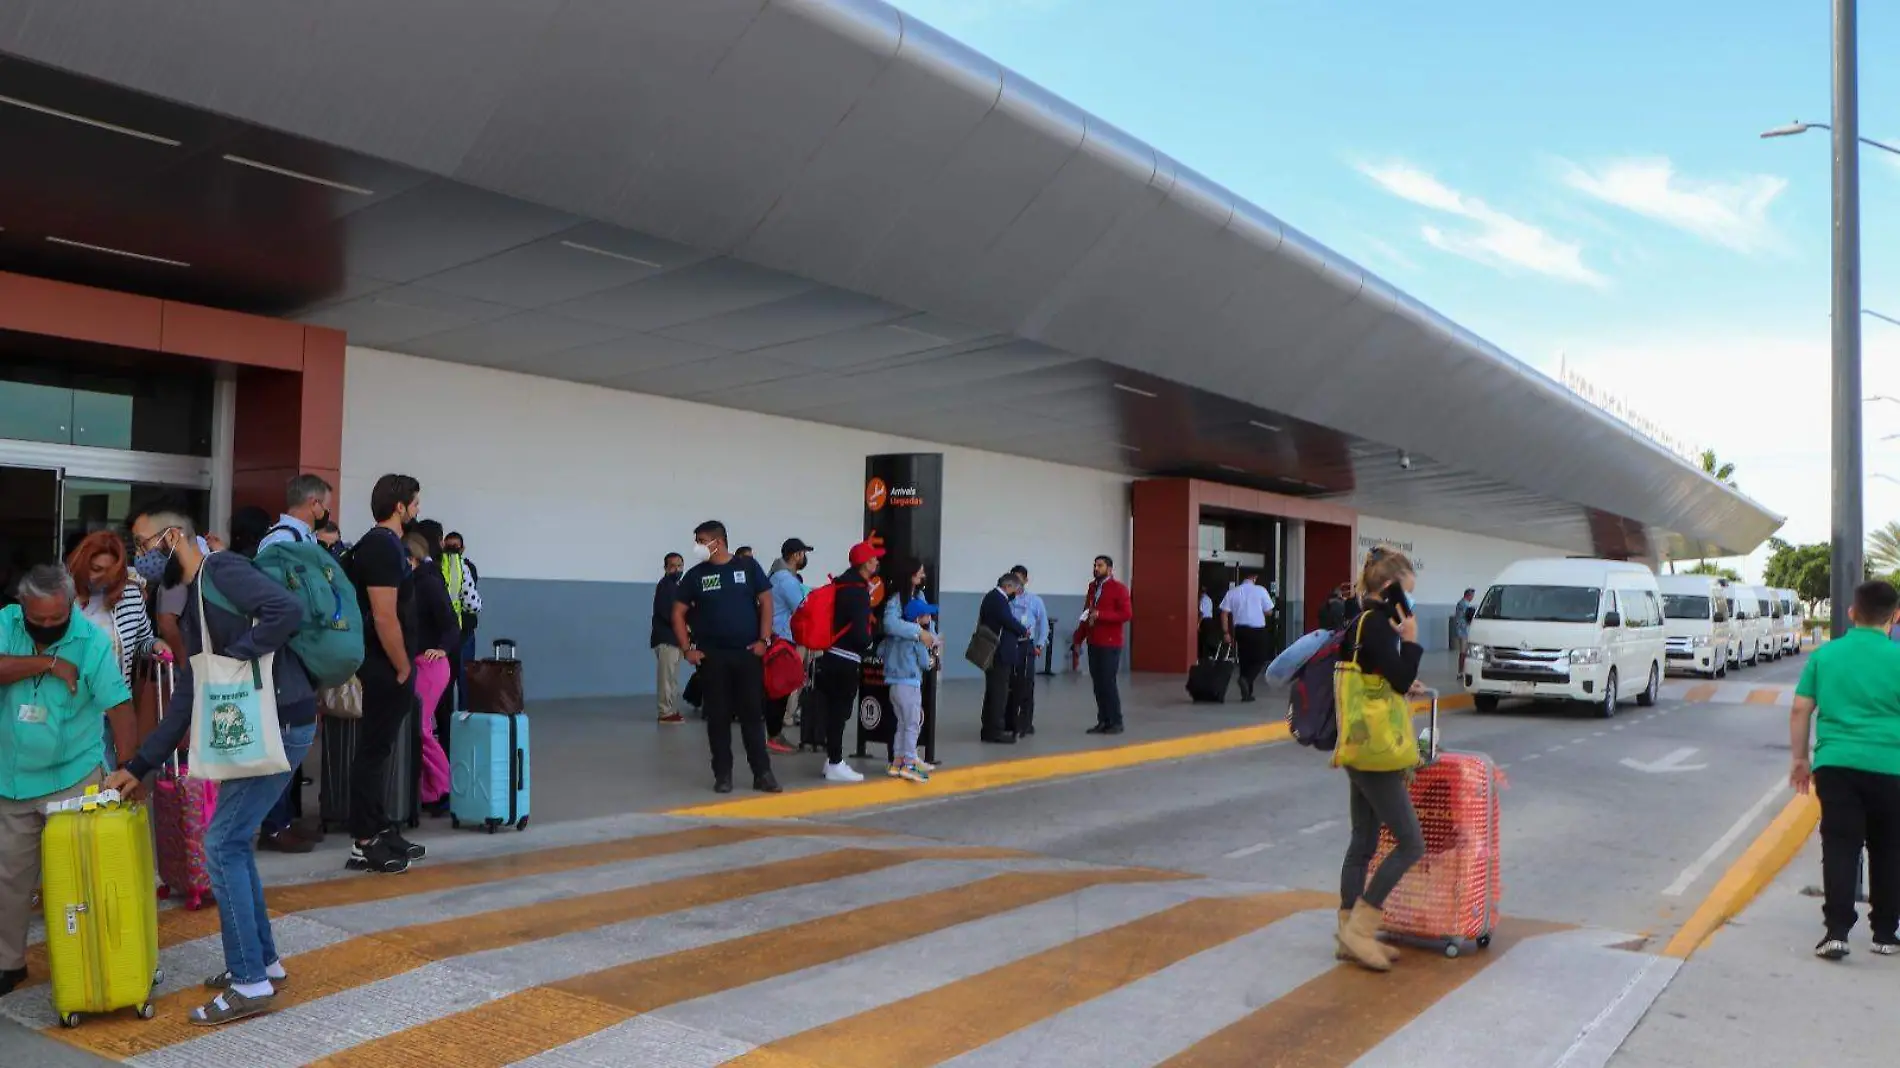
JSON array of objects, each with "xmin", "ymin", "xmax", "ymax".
[{"xmin": 41, "ymin": 786, "xmax": 161, "ymax": 1027}]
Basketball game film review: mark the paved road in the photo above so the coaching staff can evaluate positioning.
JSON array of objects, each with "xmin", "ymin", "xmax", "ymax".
[{"xmin": 0, "ymin": 657, "xmax": 1808, "ymax": 1067}]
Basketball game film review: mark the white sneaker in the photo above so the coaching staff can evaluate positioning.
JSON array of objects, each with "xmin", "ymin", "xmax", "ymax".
[{"xmin": 824, "ymin": 761, "xmax": 865, "ymax": 783}]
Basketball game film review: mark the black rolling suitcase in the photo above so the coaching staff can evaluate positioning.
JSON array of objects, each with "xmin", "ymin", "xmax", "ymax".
[
  {"xmin": 1186, "ymin": 644, "xmax": 1237, "ymax": 704},
  {"xmin": 318, "ymin": 699, "xmax": 421, "ymax": 833}
]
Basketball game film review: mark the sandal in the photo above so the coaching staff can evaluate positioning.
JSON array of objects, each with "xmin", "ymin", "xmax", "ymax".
[
  {"xmin": 188, "ymin": 988, "xmax": 276, "ymax": 1026},
  {"xmin": 204, "ymin": 969, "xmax": 288, "ymax": 990}
]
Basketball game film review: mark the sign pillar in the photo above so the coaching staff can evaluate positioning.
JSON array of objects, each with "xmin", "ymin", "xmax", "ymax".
[{"xmin": 853, "ymin": 453, "xmax": 944, "ymax": 764}]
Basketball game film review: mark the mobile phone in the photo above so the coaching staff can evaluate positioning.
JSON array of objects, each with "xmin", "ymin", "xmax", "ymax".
[{"xmin": 1383, "ymin": 580, "xmax": 1411, "ymax": 618}]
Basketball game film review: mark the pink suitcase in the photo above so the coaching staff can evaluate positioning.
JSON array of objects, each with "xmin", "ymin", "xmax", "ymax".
[
  {"xmin": 1372, "ymin": 696, "xmax": 1502, "ymax": 957},
  {"xmin": 148, "ymin": 658, "xmax": 219, "ymax": 910}
]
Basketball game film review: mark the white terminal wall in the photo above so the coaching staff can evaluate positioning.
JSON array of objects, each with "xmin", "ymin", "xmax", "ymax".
[{"xmin": 336, "ymin": 348, "xmax": 1573, "ymax": 696}]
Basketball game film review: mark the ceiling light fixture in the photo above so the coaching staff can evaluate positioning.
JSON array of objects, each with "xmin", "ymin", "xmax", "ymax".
[
  {"xmin": 1218, "ymin": 464, "xmax": 1246, "ymax": 474},
  {"xmin": 1249, "ymin": 420, "xmax": 1282, "ymax": 432},
  {"xmin": 0, "ymin": 93, "xmax": 181, "ymax": 146},
  {"xmin": 222, "ymin": 154, "xmax": 374, "ymax": 195},
  {"xmin": 45, "ymin": 236, "xmax": 189, "ymax": 267},
  {"xmin": 1113, "ymin": 383, "xmax": 1159, "ymax": 398},
  {"xmin": 561, "ymin": 241, "xmax": 663, "ymax": 268},
  {"xmin": 1117, "ymin": 443, "xmax": 1142, "ymax": 452}
]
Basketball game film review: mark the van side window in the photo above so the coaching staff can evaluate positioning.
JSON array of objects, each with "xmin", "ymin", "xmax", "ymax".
[
  {"xmin": 1644, "ymin": 592, "xmax": 1663, "ymax": 628},
  {"xmin": 1603, "ymin": 589, "xmax": 1619, "ymax": 622},
  {"xmin": 1712, "ymin": 597, "xmax": 1729, "ymax": 623}
]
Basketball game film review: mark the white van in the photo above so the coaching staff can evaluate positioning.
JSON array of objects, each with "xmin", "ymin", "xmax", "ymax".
[
  {"xmin": 1743, "ymin": 584, "xmax": 1779, "ymax": 663},
  {"xmin": 1721, "ymin": 581, "xmax": 1767, "ymax": 669},
  {"xmin": 1657, "ymin": 574, "xmax": 1736, "ymax": 679},
  {"xmin": 1775, "ymin": 589, "xmax": 1804, "ymax": 655},
  {"xmin": 1465, "ymin": 558, "xmax": 1668, "ymax": 718}
]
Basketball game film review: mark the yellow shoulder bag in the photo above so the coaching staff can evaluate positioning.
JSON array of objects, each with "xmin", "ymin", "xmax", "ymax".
[{"xmin": 1332, "ymin": 612, "xmax": 1420, "ymax": 772}]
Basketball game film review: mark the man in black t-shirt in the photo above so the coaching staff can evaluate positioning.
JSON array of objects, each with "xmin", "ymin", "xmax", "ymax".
[
  {"xmin": 341, "ymin": 474, "xmax": 427, "ymax": 875},
  {"xmin": 673, "ymin": 520, "xmax": 782, "ymax": 795}
]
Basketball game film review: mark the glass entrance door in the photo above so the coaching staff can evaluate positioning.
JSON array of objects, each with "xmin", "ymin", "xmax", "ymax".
[{"xmin": 0, "ymin": 465, "xmax": 63, "ymax": 608}]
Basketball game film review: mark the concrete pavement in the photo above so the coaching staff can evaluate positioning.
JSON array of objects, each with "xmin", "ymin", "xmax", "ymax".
[
  {"xmin": 1611, "ymin": 834, "xmax": 1899, "ymax": 1068},
  {"xmin": 0, "ymin": 653, "xmax": 1815, "ymax": 1066}
]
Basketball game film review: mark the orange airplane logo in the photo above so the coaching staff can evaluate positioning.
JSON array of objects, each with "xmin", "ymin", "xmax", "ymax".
[{"xmin": 866, "ymin": 477, "xmax": 888, "ymax": 512}]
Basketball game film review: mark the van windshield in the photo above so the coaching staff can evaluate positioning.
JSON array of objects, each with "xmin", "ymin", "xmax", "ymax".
[
  {"xmin": 1662, "ymin": 594, "xmax": 1710, "ymax": 621},
  {"xmin": 1477, "ymin": 585, "xmax": 1602, "ymax": 624}
]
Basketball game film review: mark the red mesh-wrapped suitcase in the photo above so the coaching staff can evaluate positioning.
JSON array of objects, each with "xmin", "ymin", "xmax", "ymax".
[{"xmin": 1372, "ymin": 704, "xmax": 1501, "ymax": 957}]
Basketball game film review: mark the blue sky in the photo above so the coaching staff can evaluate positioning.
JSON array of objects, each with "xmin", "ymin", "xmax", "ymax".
[{"xmin": 894, "ymin": 0, "xmax": 1900, "ymax": 576}]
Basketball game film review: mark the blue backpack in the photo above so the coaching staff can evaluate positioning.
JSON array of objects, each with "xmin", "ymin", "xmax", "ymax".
[
  {"xmin": 1285, "ymin": 628, "xmax": 1347, "ymax": 751},
  {"xmin": 205, "ymin": 526, "xmax": 365, "ymax": 687}
]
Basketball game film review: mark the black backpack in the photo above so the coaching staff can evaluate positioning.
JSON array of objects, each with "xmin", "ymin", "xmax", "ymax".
[{"xmin": 1286, "ymin": 628, "xmax": 1348, "ymax": 751}]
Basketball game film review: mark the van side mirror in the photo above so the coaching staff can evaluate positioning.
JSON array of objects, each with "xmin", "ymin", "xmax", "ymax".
[{"xmin": 1603, "ymin": 611, "xmax": 1622, "ymax": 628}]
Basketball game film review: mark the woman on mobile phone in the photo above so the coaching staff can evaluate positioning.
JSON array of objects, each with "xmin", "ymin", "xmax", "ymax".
[{"xmin": 1333, "ymin": 547, "xmax": 1429, "ymax": 972}]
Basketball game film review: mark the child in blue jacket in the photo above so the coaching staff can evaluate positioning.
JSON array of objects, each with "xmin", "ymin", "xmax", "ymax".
[{"xmin": 879, "ymin": 595, "xmax": 938, "ymax": 782}]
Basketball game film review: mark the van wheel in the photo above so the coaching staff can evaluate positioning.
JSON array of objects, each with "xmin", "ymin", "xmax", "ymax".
[
  {"xmin": 1637, "ymin": 664, "xmax": 1659, "ymax": 707},
  {"xmin": 1598, "ymin": 671, "xmax": 1618, "ymax": 719},
  {"xmin": 1474, "ymin": 695, "xmax": 1500, "ymax": 714}
]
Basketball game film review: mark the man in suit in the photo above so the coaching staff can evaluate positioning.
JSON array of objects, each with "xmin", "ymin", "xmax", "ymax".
[{"xmin": 978, "ymin": 573, "xmax": 1030, "ymax": 744}]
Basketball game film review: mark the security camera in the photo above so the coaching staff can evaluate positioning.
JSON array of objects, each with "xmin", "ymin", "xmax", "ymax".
[{"xmin": 1398, "ymin": 451, "xmax": 1413, "ymax": 471}]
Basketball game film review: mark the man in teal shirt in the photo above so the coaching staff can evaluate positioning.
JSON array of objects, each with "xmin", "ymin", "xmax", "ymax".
[
  {"xmin": 1792, "ymin": 578, "xmax": 1900, "ymax": 961},
  {"xmin": 0, "ymin": 564, "xmax": 132, "ymax": 995}
]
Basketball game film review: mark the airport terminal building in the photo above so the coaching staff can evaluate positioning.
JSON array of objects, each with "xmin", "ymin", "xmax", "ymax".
[{"xmin": 0, "ymin": 2, "xmax": 1781, "ymax": 698}]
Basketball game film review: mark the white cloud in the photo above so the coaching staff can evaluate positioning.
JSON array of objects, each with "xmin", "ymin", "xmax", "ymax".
[
  {"xmin": 1561, "ymin": 158, "xmax": 1787, "ymax": 253},
  {"xmin": 1358, "ymin": 162, "xmax": 1607, "ymax": 288}
]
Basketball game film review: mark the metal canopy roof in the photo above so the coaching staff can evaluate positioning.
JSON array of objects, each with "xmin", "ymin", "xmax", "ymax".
[{"xmin": 0, "ymin": 0, "xmax": 1782, "ymax": 558}]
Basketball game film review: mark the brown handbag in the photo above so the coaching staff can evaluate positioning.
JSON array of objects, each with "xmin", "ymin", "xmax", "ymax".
[{"xmin": 466, "ymin": 639, "xmax": 525, "ymax": 715}]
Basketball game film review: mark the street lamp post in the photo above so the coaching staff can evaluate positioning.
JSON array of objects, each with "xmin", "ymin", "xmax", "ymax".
[
  {"xmin": 1760, "ymin": 120, "xmax": 1900, "ymax": 157},
  {"xmin": 1831, "ymin": 0, "xmax": 1862, "ymax": 639}
]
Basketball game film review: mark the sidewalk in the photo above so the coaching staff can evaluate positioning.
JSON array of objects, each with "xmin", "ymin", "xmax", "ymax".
[
  {"xmin": 1611, "ymin": 835, "xmax": 1898, "ymax": 1068},
  {"xmin": 311, "ymin": 652, "xmax": 1465, "ymax": 827}
]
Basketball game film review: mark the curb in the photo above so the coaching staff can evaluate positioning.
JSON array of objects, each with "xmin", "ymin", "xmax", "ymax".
[
  {"xmin": 667, "ymin": 693, "xmax": 1473, "ymax": 821},
  {"xmin": 1662, "ymin": 790, "xmax": 1819, "ymax": 959}
]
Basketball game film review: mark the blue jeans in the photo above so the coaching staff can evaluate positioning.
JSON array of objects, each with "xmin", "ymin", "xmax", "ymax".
[
  {"xmin": 206, "ymin": 716, "xmax": 317, "ymax": 985},
  {"xmin": 1088, "ymin": 645, "xmax": 1123, "ymax": 728}
]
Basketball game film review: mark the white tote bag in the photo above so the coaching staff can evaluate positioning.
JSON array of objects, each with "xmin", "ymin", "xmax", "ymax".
[{"xmin": 186, "ymin": 571, "xmax": 290, "ymax": 781}]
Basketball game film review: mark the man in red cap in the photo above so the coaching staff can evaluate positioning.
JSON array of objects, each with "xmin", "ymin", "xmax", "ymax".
[{"xmin": 810, "ymin": 540, "xmax": 883, "ymax": 782}]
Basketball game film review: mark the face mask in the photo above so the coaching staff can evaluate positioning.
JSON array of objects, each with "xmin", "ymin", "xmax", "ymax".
[
  {"xmin": 692, "ymin": 542, "xmax": 714, "ymax": 563},
  {"xmin": 134, "ymin": 532, "xmax": 175, "ymax": 585},
  {"xmin": 25, "ymin": 616, "xmax": 71, "ymax": 647}
]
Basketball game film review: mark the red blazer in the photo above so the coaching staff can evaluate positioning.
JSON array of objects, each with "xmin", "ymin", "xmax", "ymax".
[{"xmin": 1083, "ymin": 577, "xmax": 1132, "ymax": 649}]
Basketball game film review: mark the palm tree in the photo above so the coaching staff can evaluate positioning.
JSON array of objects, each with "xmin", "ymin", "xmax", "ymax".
[
  {"xmin": 1700, "ymin": 449, "xmax": 1736, "ymax": 487},
  {"xmin": 1869, "ymin": 521, "xmax": 1900, "ymax": 574}
]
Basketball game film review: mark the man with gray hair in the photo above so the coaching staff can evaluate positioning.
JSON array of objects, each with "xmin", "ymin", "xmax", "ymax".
[
  {"xmin": 977, "ymin": 572, "xmax": 1030, "ymax": 744},
  {"xmin": 0, "ymin": 564, "xmax": 133, "ymax": 996},
  {"xmin": 258, "ymin": 473, "xmax": 334, "ymax": 554}
]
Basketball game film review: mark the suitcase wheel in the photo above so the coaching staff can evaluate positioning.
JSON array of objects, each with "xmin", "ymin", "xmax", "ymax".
[
  {"xmin": 154, "ymin": 968, "xmax": 164, "ymax": 985},
  {"xmin": 1477, "ymin": 934, "xmax": 1492, "ymax": 949},
  {"xmin": 450, "ymin": 816, "xmax": 461, "ymax": 829},
  {"xmin": 515, "ymin": 817, "xmax": 529, "ymax": 832},
  {"xmin": 138, "ymin": 1003, "xmax": 155, "ymax": 1020},
  {"xmin": 485, "ymin": 819, "xmax": 501, "ymax": 834},
  {"xmin": 184, "ymin": 892, "xmax": 210, "ymax": 912},
  {"xmin": 60, "ymin": 1013, "xmax": 80, "ymax": 1029},
  {"xmin": 1443, "ymin": 943, "xmax": 1460, "ymax": 959}
]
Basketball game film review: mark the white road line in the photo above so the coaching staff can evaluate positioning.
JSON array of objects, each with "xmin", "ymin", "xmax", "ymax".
[
  {"xmin": 1611, "ymin": 724, "xmax": 1625, "ymax": 731},
  {"xmin": 1222, "ymin": 841, "xmax": 1276, "ymax": 860},
  {"xmin": 1550, "ymin": 955, "xmax": 1669, "ymax": 1068},
  {"xmin": 1592, "ymin": 731, "xmax": 1607, "ymax": 737},
  {"xmin": 1661, "ymin": 775, "xmax": 1791, "ymax": 897},
  {"xmin": 1546, "ymin": 744, "xmax": 1567, "ymax": 753},
  {"xmin": 1297, "ymin": 819, "xmax": 1342, "ymax": 836},
  {"xmin": 1525, "ymin": 753, "xmax": 1542, "ymax": 761}
]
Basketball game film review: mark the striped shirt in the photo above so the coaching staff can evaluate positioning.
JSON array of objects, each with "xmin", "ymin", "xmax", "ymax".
[{"xmin": 76, "ymin": 578, "xmax": 157, "ymax": 684}]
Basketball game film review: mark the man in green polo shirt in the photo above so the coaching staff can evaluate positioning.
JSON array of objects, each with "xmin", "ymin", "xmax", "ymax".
[
  {"xmin": 1791, "ymin": 578, "xmax": 1900, "ymax": 961},
  {"xmin": 0, "ymin": 564, "xmax": 133, "ymax": 996}
]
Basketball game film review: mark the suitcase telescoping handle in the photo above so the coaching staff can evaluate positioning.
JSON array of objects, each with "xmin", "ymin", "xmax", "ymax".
[
  {"xmin": 1418, "ymin": 687, "xmax": 1440, "ymax": 765},
  {"xmin": 493, "ymin": 639, "xmax": 518, "ymax": 662}
]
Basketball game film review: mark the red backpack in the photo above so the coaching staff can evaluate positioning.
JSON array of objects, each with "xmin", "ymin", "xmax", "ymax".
[{"xmin": 790, "ymin": 579, "xmax": 848, "ymax": 651}]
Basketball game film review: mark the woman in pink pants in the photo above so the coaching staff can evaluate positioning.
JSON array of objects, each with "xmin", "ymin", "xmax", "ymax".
[{"xmin": 404, "ymin": 531, "xmax": 456, "ymax": 813}]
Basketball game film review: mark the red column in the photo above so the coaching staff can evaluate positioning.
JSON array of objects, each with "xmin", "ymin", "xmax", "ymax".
[
  {"xmin": 1131, "ymin": 479, "xmax": 1199, "ymax": 673},
  {"xmin": 1305, "ymin": 522, "xmax": 1357, "ymax": 631}
]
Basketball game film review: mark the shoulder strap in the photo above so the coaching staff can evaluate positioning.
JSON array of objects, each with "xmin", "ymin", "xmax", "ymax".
[{"xmin": 265, "ymin": 524, "xmax": 306, "ymax": 542}]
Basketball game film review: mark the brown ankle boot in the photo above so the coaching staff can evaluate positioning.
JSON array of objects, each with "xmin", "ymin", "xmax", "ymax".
[
  {"xmin": 1336, "ymin": 909, "xmax": 1400, "ymax": 963},
  {"xmin": 1338, "ymin": 901, "xmax": 1393, "ymax": 972}
]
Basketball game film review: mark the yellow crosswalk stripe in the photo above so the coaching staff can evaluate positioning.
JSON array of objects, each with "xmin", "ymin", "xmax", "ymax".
[
  {"xmin": 1156, "ymin": 917, "xmax": 1569, "ymax": 1067},
  {"xmin": 19, "ymin": 823, "xmax": 880, "ymax": 993},
  {"xmin": 726, "ymin": 890, "xmax": 1335, "ymax": 1068},
  {"xmin": 45, "ymin": 844, "xmax": 1021, "ymax": 1060},
  {"xmin": 305, "ymin": 867, "xmax": 1182, "ymax": 1067}
]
